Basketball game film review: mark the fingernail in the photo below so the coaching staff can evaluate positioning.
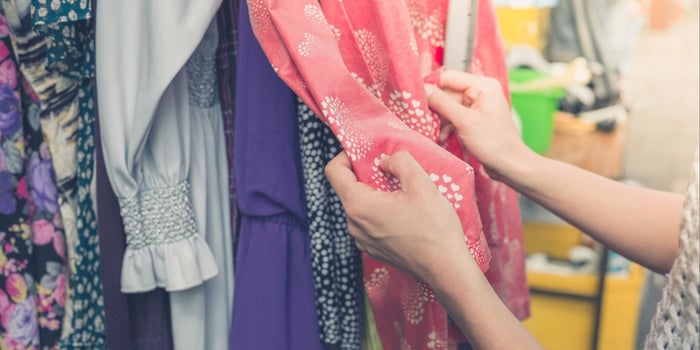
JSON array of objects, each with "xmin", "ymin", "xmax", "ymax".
[
  {"xmin": 423, "ymin": 84, "xmax": 436, "ymax": 96},
  {"xmin": 423, "ymin": 67, "xmax": 444, "ymax": 84}
]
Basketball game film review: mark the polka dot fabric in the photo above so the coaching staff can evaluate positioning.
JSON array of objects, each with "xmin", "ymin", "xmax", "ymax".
[
  {"xmin": 249, "ymin": 0, "xmax": 491, "ymax": 349},
  {"xmin": 297, "ymin": 98, "xmax": 363, "ymax": 349}
]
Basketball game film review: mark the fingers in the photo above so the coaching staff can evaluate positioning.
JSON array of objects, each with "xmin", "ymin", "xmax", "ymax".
[
  {"xmin": 438, "ymin": 123, "xmax": 455, "ymax": 143},
  {"xmin": 325, "ymin": 152, "xmax": 373, "ymax": 203},
  {"xmin": 425, "ymin": 83, "xmax": 478, "ymax": 131},
  {"xmin": 378, "ymin": 151, "xmax": 434, "ymax": 193},
  {"xmin": 438, "ymin": 69, "xmax": 501, "ymax": 94}
]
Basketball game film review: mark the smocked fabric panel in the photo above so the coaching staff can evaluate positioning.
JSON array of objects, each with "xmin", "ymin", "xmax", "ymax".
[
  {"xmin": 187, "ymin": 50, "xmax": 219, "ymax": 108},
  {"xmin": 119, "ymin": 182, "xmax": 198, "ymax": 250}
]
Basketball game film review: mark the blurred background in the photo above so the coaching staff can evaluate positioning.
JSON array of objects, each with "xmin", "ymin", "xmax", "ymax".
[{"xmin": 493, "ymin": 0, "xmax": 699, "ymax": 348}]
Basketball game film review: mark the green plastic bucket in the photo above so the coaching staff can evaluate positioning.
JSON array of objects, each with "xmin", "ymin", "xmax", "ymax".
[{"xmin": 509, "ymin": 68, "xmax": 565, "ymax": 154}]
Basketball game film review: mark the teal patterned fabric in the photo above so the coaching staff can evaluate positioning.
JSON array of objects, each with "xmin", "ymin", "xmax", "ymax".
[
  {"xmin": 31, "ymin": 0, "xmax": 91, "ymax": 25},
  {"xmin": 30, "ymin": 1, "xmax": 105, "ymax": 348},
  {"xmin": 32, "ymin": 1, "xmax": 94, "ymax": 80},
  {"xmin": 63, "ymin": 79, "xmax": 103, "ymax": 350}
]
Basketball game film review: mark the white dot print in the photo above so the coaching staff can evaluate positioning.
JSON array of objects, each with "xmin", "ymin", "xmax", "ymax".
[
  {"xmin": 405, "ymin": 0, "xmax": 445, "ymax": 47},
  {"xmin": 321, "ymin": 96, "xmax": 373, "ymax": 161},
  {"xmin": 387, "ymin": 90, "xmax": 438, "ymax": 139},
  {"xmin": 371, "ymin": 154, "xmax": 402, "ymax": 192},
  {"xmin": 354, "ymin": 29, "xmax": 389, "ymax": 89},
  {"xmin": 365, "ymin": 267, "xmax": 390, "ymax": 300},
  {"xmin": 298, "ymin": 33, "xmax": 317, "ymax": 58},
  {"xmin": 351, "ymin": 72, "xmax": 382, "ymax": 99},
  {"xmin": 429, "ymin": 172, "xmax": 465, "ymax": 209},
  {"xmin": 401, "ymin": 280, "xmax": 435, "ymax": 325},
  {"xmin": 329, "ymin": 24, "xmax": 342, "ymax": 42},
  {"xmin": 249, "ymin": 0, "xmax": 272, "ymax": 34},
  {"xmin": 426, "ymin": 330, "xmax": 447, "ymax": 349},
  {"xmin": 409, "ymin": 33, "xmax": 419, "ymax": 56},
  {"xmin": 388, "ymin": 118, "xmax": 412, "ymax": 131},
  {"xmin": 304, "ymin": 4, "xmax": 330, "ymax": 29}
]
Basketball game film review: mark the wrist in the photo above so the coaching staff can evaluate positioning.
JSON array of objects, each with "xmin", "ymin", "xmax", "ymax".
[
  {"xmin": 493, "ymin": 144, "xmax": 543, "ymax": 190},
  {"xmin": 421, "ymin": 244, "xmax": 483, "ymax": 294}
]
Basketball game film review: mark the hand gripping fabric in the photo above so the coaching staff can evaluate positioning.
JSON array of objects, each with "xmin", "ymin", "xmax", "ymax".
[{"xmin": 248, "ymin": 1, "xmax": 490, "ymax": 349}]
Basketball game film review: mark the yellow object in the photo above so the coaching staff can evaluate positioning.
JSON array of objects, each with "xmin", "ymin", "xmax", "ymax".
[
  {"xmin": 496, "ymin": 6, "xmax": 552, "ymax": 51},
  {"xmin": 522, "ymin": 222, "xmax": 645, "ymax": 350},
  {"xmin": 523, "ymin": 222, "xmax": 584, "ymax": 260}
]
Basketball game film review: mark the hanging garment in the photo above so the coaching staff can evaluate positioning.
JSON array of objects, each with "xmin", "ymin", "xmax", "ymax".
[
  {"xmin": 0, "ymin": 15, "xmax": 69, "ymax": 350},
  {"xmin": 465, "ymin": 0, "xmax": 530, "ymax": 321},
  {"xmin": 228, "ymin": 1, "xmax": 324, "ymax": 349},
  {"xmin": 95, "ymin": 0, "xmax": 220, "ymax": 294},
  {"xmin": 215, "ymin": 0, "xmax": 240, "ymax": 249},
  {"xmin": 96, "ymin": 104, "xmax": 174, "ymax": 350},
  {"xmin": 0, "ymin": 32, "xmax": 41, "ymax": 349},
  {"xmin": 297, "ymin": 98, "xmax": 363, "ymax": 349},
  {"xmin": 96, "ymin": 1, "xmax": 234, "ymax": 349},
  {"xmin": 2, "ymin": 1, "xmax": 106, "ymax": 347},
  {"xmin": 248, "ymin": 1, "xmax": 490, "ymax": 348},
  {"xmin": 22, "ymin": 66, "xmax": 68, "ymax": 350},
  {"xmin": 298, "ymin": 2, "xmax": 527, "ymax": 345},
  {"xmin": 169, "ymin": 19, "xmax": 234, "ymax": 350}
]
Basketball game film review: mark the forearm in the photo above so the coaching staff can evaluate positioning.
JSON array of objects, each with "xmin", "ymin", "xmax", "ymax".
[
  {"xmin": 501, "ymin": 149, "xmax": 683, "ymax": 273},
  {"xmin": 426, "ymin": 252, "xmax": 543, "ymax": 349}
]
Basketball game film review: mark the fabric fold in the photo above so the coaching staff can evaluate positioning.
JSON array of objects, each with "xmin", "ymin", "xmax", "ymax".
[{"xmin": 120, "ymin": 234, "xmax": 218, "ymax": 293}]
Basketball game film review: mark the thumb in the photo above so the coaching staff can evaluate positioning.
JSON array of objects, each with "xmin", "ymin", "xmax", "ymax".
[
  {"xmin": 424, "ymin": 84, "xmax": 479, "ymax": 133},
  {"xmin": 325, "ymin": 152, "xmax": 374, "ymax": 203},
  {"xmin": 379, "ymin": 151, "xmax": 435, "ymax": 194}
]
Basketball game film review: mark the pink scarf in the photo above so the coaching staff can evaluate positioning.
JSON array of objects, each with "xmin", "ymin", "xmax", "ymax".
[{"xmin": 249, "ymin": 0, "xmax": 526, "ymax": 348}]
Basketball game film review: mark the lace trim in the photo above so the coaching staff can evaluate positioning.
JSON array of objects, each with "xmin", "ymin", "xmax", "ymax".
[{"xmin": 119, "ymin": 182, "xmax": 198, "ymax": 250}]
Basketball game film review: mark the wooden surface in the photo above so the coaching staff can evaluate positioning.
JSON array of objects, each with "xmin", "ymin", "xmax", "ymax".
[{"xmin": 546, "ymin": 112, "xmax": 627, "ymax": 179}]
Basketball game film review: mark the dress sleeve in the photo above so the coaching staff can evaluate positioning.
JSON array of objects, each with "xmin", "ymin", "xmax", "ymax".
[{"xmin": 95, "ymin": 0, "xmax": 222, "ymax": 293}]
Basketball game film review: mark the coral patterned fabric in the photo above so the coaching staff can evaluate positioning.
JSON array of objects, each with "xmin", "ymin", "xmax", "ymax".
[
  {"xmin": 248, "ymin": 0, "xmax": 491, "ymax": 349},
  {"xmin": 467, "ymin": 0, "xmax": 530, "ymax": 321},
  {"xmin": 442, "ymin": 0, "xmax": 530, "ymax": 328}
]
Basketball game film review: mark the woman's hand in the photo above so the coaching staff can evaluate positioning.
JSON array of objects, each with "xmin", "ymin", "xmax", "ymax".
[
  {"xmin": 324, "ymin": 151, "xmax": 474, "ymax": 283},
  {"xmin": 426, "ymin": 69, "xmax": 536, "ymax": 182},
  {"xmin": 427, "ymin": 70, "xmax": 683, "ymax": 274},
  {"xmin": 325, "ymin": 150, "xmax": 546, "ymax": 349}
]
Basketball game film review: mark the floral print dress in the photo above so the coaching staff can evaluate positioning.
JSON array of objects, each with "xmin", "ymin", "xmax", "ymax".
[
  {"xmin": 0, "ymin": 15, "xmax": 68, "ymax": 349},
  {"xmin": 2, "ymin": 0, "xmax": 106, "ymax": 347}
]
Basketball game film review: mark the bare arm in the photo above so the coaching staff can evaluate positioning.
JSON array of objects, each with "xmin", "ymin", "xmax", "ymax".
[
  {"xmin": 426, "ymin": 70, "xmax": 683, "ymax": 273},
  {"xmin": 323, "ymin": 69, "xmax": 685, "ymax": 347},
  {"xmin": 506, "ymin": 150, "xmax": 682, "ymax": 273}
]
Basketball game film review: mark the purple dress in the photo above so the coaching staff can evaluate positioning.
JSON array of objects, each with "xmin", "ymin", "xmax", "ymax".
[{"xmin": 228, "ymin": 1, "xmax": 324, "ymax": 349}]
